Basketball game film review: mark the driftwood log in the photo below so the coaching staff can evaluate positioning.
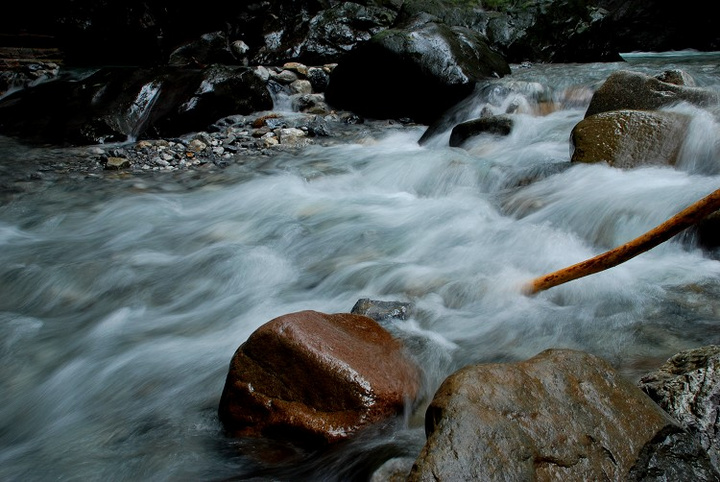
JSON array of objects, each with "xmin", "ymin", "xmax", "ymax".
[{"xmin": 523, "ymin": 188, "xmax": 720, "ymax": 295}]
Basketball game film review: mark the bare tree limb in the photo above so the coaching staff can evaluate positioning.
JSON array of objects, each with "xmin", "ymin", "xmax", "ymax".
[{"xmin": 523, "ymin": 188, "xmax": 720, "ymax": 295}]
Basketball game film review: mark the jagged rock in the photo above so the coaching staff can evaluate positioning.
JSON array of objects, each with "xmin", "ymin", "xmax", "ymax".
[
  {"xmin": 307, "ymin": 66, "xmax": 330, "ymax": 93},
  {"xmin": 351, "ymin": 298, "xmax": 413, "ymax": 322},
  {"xmin": 218, "ymin": 310, "xmax": 420, "ymax": 446},
  {"xmin": 656, "ymin": 69, "xmax": 697, "ymax": 87},
  {"xmin": 449, "ymin": 115, "xmax": 514, "ymax": 147},
  {"xmin": 571, "ymin": 109, "xmax": 692, "ymax": 168},
  {"xmin": 325, "ymin": 14, "xmax": 510, "ymax": 124},
  {"xmin": 298, "ymin": 2, "xmax": 398, "ymax": 64},
  {"xmin": 639, "ymin": 345, "xmax": 720, "ymax": 472},
  {"xmin": 585, "ymin": 70, "xmax": 719, "ymax": 118},
  {"xmin": 409, "ymin": 349, "xmax": 718, "ymax": 481}
]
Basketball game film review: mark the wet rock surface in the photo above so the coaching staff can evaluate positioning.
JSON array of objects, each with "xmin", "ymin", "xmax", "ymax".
[
  {"xmin": 449, "ymin": 114, "xmax": 514, "ymax": 147},
  {"xmin": 325, "ymin": 14, "xmax": 510, "ymax": 125},
  {"xmin": 571, "ymin": 109, "xmax": 692, "ymax": 168},
  {"xmin": 0, "ymin": 65, "xmax": 272, "ymax": 145},
  {"xmin": 409, "ymin": 349, "xmax": 718, "ymax": 481},
  {"xmin": 639, "ymin": 345, "xmax": 720, "ymax": 472},
  {"xmin": 218, "ymin": 310, "xmax": 420, "ymax": 446},
  {"xmin": 585, "ymin": 70, "xmax": 719, "ymax": 118}
]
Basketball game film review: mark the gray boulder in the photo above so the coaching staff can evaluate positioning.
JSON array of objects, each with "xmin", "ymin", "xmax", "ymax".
[
  {"xmin": 639, "ymin": 345, "xmax": 720, "ymax": 472},
  {"xmin": 409, "ymin": 349, "xmax": 718, "ymax": 481},
  {"xmin": 571, "ymin": 110, "xmax": 692, "ymax": 168},
  {"xmin": 325, "ymin": 14, "xmax": 510, "ymax": 124}
]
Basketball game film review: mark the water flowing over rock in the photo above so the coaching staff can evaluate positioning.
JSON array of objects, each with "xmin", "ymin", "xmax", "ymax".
[
  {"xmin": 218, "ymin": 310, "xmax": 420, "ymax": 446},
  {"xmin": 584, "ymin": 70, "xmax": 719, "ymax": 118},
  {"xmin": 324, "ymin": 14, "xmax": 510, "ymax": 124},
  {"xmin": 639, "ymin": 345, "xmax": 720, "ymax": 472},
  {"xmin": 0, "ymin": 65, "xmax": 271, "ymax": 145},
  {"xmin": 409, "ymin": 349, "xmax": 718, "ymax": 481},
  {"xmin": 449, "ymin": 114, "xmax": 514, "ymax": 148},
  {"xmin": 571, "ymin": 110, "xmax": 692, "ymax": 168}
]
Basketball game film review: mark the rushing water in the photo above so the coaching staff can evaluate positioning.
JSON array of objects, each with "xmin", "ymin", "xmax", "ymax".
[{"xmin": 2, "ymin": 54, "xmax": 720, "ymax": 481}]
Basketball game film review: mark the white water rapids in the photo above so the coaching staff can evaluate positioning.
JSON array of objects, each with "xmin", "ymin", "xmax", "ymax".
[{"xmin": 2, "ymin": 54, "xmax": 720, "ymax": 480}]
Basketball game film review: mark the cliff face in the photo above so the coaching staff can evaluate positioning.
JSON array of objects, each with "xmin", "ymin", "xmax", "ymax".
[{"xmin": 3, "ymin": 0, "xmax": 719, "ymax": 67}]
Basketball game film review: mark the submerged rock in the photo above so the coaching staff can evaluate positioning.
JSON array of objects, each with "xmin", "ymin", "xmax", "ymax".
[
  {"xmin": 639, "ymin": 345, "xmax": 720, "ymax": 472},
  {"xmin": 449, "ymin": 114, "xmax": 514, "ymax": 147},
  {"xmin": 218, "ymin": 310, "xmax": 420, "ymax": 446},
  {"xmin": 351, "ymin": 298, "xmax": 413, "ymax": 323},
  {"xmin": 409, "ymin": 349, "xmax": 718, "ymax": 481},
  {"xmin": 571, "ymin": 109, "xmax": 692, "ymax": 168},
  {"xmin": 585, "ymin": 70, "xmax": 719, "ymax": 118}
]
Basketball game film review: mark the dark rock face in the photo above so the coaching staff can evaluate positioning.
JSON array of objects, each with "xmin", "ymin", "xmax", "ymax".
[
  {"xmin": 325, "ymin": 15, "xmax": 510, "ymax": 124},
  {"xmin": 0, "ymin": 65, "xmax": 271, "ymax": 145},
  {"xmin": 218, "ymin": 310, "xmax": 420, "ymax": 446},
  {"xmin": 639, "ymin": 345, "xmax": 720, "ymax": 472},
  {"xmin": 409, "ymin": 349, "xmax": 718, "ymax": 481},
  {"xmin": 7, "ymin": 0, "xmax": 720, "ymax": 68},
  {"xmin": 297, "ymin": 2, "xmax": 398, "ymax": 65},
  {"xmin": 571, "ymin": 110, "xmax": 692, "ymax": 168},
  {"xmin": 585, "ymin": 70, "xmax": 719, "ymax": 118},
  {"xmin": 449, "ymin": 115, "xmax": 513, "ymax": 147}
]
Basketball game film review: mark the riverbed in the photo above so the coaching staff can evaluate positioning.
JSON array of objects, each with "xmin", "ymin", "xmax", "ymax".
[{"xmin": 2, "ymin": 53, "xmax": 720, "ymax": 480}]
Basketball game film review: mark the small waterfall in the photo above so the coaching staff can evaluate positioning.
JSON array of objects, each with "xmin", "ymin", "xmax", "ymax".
[{"xmin": 123, "ymin": 80, "xmax": 163, "ymax": 142}]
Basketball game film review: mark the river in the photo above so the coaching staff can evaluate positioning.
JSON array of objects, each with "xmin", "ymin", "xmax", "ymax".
[{"xmin": 2, "ymin": 53, "xmax": 720, "ymax": 480}]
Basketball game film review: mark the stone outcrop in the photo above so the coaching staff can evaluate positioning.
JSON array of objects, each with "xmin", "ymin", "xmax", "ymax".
[
  {"xmin": 0, "ymin": 65, "xmax": 272, "ymax": 145},
  {"xmin": 571, "ymin": 109, "xmax": 692, "ymax": 168},
  {"xmin": 639, "ymin": 345, "xmax": 720, "ymax": 472},
  {"xmin": 218, "ymin": 310, "xmax": 420, "ymax": 446},
  {"xmin": 408, "ymin": 349, "xmax": 718, "ymax": 481},
  {"xmin": 584, "ymin": 70, "xmax": 719, "ymax": 118},
  {"xmin": 324, "ymin": 14, "xmax": 510, "ymax": 124}
]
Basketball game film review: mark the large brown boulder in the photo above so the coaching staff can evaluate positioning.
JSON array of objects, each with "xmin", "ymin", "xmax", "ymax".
[
  {"xmin": 639, "ymin": 345, "xmax": 720, "ymax": 472},
  {"xmin": 409, "ymin": 349, "xmax": 718, "ymax": 481},
  {"xmin": 571, "ymin": 109, "xmax": 692, "ymax": 168},
  {"xmin": 585, "ymin": 70, "xmax": 718, "ymax": 118},
  {"xmin": 218, "ymin": 310, "xmax": 420, "ymax": 446}
]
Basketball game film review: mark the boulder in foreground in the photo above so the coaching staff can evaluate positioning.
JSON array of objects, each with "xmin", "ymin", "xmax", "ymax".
[
  {"xmin": 571, "ymin": 109, "xmax": 691, "ymax": 168},
  {"xmin": 409, "ymin": 349, "xmax": 718, "ymax": 481},
  {"xmin": 218, "ymin": 310, "xmax": 420, "ymax": 446}
]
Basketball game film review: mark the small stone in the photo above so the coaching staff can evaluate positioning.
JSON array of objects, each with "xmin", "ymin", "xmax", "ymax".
[
  {"xmin": 290, "ymin": 79, "xmax": 313, "ymax": 95},
  {"xmin": 263, "ymin": 136, "xmax": 279, "ymax": 147},
  {"xmin": 187, "ymin": 139, "xmax": 207, "ymax": 153},
  {"xmin": 105, "ymin": 157, "xmax": 130, "ymax": 170},
  {"xmin": 283, "ymin": 62, "xmax": 309, "ymax": 77},
  {"xmin": 277, "ymin": 128, "xmax": 306, "ymax": 144},
  {"xmin": 271, "ymin": 69, "xmax": 298, "ymax": 84}
]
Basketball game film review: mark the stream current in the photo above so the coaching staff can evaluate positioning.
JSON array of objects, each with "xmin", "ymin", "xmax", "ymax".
[{"xmin": 2, "ymin": 53, "xmax": 720, "ymax": 480}]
